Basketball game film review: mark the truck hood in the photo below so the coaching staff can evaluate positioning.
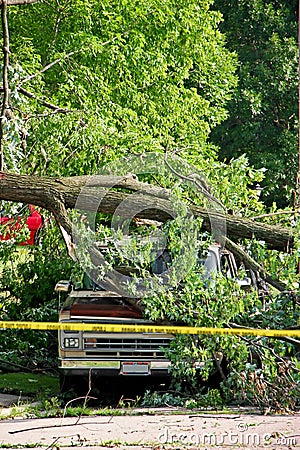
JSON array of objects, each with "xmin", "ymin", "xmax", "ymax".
[
  {"xmin": 61, "ymin": 290, "xmax": 143, "ymax": 319},
  {"xmin": 69, "ymin": 303, "xmax": 143, "ymax": 319}
]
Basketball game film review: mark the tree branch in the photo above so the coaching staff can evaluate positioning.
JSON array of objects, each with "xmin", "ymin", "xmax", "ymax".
[
  {"xmin": 252, "ymin": 210, "xmax": 300, "ymax": 220},
  {"xmin": 164, "ymin": 149, "xmax": 225, "ymax": 209},
  {"xmin": 20, "ymin": 51, "xmax": 78, "ymax": 85},
  {"xmin": 0, "ymin": 171, "xmax": 294, "ymax": 251},
  {"xmin": 225, "ymin": 238, "xmax": 287, "ymax": 291},
  {"xmin": 20, "ymin": 32, "xmax": 130, "ymax": 86},
  {"xmin": 18, "ymin": 86, "xmax": 74, "ymax": 114},
  {"xmin": 230, "ymin": 322, "xmax": 300, "ymax": 352}
]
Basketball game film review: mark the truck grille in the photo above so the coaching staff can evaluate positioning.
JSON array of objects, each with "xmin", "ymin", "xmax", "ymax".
[{"xmin": 83, "ymin": 335, "xmax": 171, "ymax": 358}]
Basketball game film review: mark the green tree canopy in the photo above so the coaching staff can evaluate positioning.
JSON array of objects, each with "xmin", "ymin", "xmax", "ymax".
[{"xmin": 6, "ymin": 0, "xmax": 238, "ymax": 177}]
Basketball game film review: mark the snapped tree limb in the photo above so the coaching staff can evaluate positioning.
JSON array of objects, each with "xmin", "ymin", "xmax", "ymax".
[
  {"xmin": 225, "ymin": 238, "xmax": 287, "ymax": 292},
  {"xmin": 0, "ymin": 171, "xmax": 293, "ymax": 251}
]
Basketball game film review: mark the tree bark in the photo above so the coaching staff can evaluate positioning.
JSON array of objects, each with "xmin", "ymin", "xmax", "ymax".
[{"xmin": 0, "ymin": 171, "xmax": 293, "ymax": 251}]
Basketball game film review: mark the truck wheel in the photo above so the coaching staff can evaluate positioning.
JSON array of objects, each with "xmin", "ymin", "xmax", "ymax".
[{"xmin": 59, "ymin": 373, "xmax": 88, "ymax": 396}]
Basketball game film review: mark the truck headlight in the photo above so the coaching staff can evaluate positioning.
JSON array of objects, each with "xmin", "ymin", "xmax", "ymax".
[{"xmin": 64, "ymin": 337, "xmax": 79, "ymax": 348}]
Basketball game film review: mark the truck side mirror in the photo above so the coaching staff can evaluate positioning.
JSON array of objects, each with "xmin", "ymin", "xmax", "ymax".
[
  {"xmin": 236, "ymin": 277, "xmax": 252, "ymax": 288},
  {"xmin": 55, "ymin": 280, "xmax": 71, "ymax": 293}
]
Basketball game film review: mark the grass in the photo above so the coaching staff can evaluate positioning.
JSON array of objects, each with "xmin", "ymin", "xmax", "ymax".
[
  {"xmin": 0, "ymin": 372, "xmax": 256, "ymax": 421},
  {"xmin": 0, "ymin": 402, "xmax": 135, "ymax": 420},
  {"xmin": 0, "ymin": 444, "xmax": 40, "ymax": 449},
  {"xmin": 0, "ymin": 372, "xmax": 59, "ymax": 397}
]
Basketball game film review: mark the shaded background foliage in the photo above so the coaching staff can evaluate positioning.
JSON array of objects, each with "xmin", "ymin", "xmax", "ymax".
[{"xmin": 212, "ymin": 0, "xmax": 298, "ymax": 207}]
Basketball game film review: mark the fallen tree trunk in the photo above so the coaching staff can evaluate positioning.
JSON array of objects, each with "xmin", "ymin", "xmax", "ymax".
[{"xmin": 0, "ymin": 171, "xmax": 293, "ymax": 251}]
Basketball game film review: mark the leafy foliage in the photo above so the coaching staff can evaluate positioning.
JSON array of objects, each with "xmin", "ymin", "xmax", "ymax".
[
  {"xmin": 0, "ymin": 0, "xmax": 299, "ymax": 411},
  {"xmin": 212, "ymin": 0, "xmax": 298, "ymax": 207},
  {"xmin": 141, "ymin": 388, "xmax": 223, "ymax": 408},
  {"xmin": 5, "ymin": 0, "xmax": 237, "ymax": 177}
]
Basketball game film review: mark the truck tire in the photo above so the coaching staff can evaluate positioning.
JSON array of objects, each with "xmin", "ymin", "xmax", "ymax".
[{"xmin": 59, "ymin": 373, "xmax": 89, "ymax": 396}]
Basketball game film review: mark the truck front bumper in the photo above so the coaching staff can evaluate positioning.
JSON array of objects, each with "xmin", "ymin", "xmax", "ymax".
[{"xmin": 59, "ymin": 359, "xmax": 171, "ymax": 377}]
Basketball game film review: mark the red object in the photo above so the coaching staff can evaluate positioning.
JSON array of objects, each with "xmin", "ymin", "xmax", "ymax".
[{"xmin": 0, "ymin": 205, "xmax": 43, "ymax": 245}]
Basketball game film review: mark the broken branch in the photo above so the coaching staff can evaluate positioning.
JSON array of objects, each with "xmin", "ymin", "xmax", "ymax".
[{"xmin": 0, "ymin": 171, "xmax": 293, "ymax": 251}]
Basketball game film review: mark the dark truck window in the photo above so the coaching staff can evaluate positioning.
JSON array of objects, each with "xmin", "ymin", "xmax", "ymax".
[
  {"xmin": 220, "ymin": 253, "xmax": 234, "ymax": 278},
  {"xmin": 150, "ymin": 250, "xmax": 171, "ymax": 274}
]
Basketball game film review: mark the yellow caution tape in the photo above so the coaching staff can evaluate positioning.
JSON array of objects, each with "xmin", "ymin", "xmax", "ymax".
[{"xmin": 0, "ymin": 321, "xmax": 300, "ymax": 338}]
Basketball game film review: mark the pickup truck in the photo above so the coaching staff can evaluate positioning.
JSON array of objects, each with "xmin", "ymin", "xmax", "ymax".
[{"xmin": 55, "ymin": 244, "xmax": 252, "ymax": 392}]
